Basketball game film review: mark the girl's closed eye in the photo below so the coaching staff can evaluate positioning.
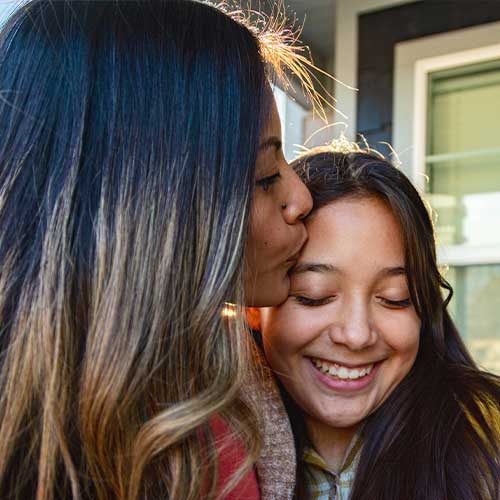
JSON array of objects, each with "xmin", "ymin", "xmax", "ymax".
[
  {"xmin": 377, "ymin": 296, "xmax": 411, "ymax": 309},
  {"xmin": 292, "ymin": 295, "xmax": 336, "ymax": 307},
  {"xmin": 256, "ymin": 171, "xmax": 281, "ymax": 191}
]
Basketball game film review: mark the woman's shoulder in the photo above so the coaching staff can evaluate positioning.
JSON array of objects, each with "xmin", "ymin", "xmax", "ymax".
[
  {"xmin": 248, "ymin": 346, "xmax": 297, "ymax": 500},
  {"xmin": 211, "ymin": 416, "xmax": 261, "ymax": 500},
  {"xmin": 211, "ymin": 342, "xmax": 297, "ymax": 500}
]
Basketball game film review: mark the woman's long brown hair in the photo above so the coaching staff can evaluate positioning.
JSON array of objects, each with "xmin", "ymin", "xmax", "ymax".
[
  {"xmin": 288, "ymin": 146, "xmax": 500, "ymax": 500},
  {"xmin": 0, "ymin": 1, "xmax": 323, "ymax": 498}
]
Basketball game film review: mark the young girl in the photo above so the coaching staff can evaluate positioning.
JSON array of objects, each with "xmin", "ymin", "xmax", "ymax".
[
  {"xmin": 261, "ymin": 144, "xmax": 500, "ymax": 499},
  {"xmin": 0, "ymin": 1, "xmax": 315, "ymax": 498}
]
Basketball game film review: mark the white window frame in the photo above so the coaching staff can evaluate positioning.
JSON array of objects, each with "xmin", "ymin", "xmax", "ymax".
[
  {"xmin": 0, "ymin": 1, "xmax": 31, "ymax": 27},
  {"xmin": 393, "ymin": 22, "xmax": 500, "ymax": 266},
  {"xmin": 333, "ymin": 0, "xmax": 417, "ymax": 141},
  {"xmin": 273, "ymin": 86, "xmax": 309, "ymax": 161}
]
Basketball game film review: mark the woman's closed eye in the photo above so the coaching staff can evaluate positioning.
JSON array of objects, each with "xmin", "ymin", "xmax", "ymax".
[
  {"xmin": 256, "ymin": 171, "xmax": 281, "ymax": 191},
  {"xmin": 292, "ymin": 295, "xmax": 336, "ymax": 307}
]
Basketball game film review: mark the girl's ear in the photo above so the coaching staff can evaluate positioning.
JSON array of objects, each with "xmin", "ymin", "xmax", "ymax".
[{"xmin": 246, "ymin": 307, "xmax": 261, "ymax": 331}]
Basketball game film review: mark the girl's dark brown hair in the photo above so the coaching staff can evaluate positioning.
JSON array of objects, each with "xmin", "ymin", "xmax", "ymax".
[{"xmin": 288, "ymin": 146, "xmax": 500, "ymax": 500}]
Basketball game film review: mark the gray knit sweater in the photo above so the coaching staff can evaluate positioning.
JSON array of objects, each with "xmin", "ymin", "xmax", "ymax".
[{"xmin": 252, "ymin": 349, "xmax": 297, "ymax": 500}]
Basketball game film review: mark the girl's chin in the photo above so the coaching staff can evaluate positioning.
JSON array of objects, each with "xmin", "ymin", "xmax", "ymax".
[{"xmin": 306, "ymin": 409, "xmax": 366, "ymax": 431}]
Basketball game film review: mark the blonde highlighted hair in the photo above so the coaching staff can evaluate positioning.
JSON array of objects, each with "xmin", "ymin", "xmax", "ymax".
[{"xmin": 0, "ymin": 1, "xmax": 323, "ymax": 498}]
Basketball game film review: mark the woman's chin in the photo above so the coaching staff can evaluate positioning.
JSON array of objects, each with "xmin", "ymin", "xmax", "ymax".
[{"xmin": 245, "ymin": 272, "xmax": 290, "ymax": 307}]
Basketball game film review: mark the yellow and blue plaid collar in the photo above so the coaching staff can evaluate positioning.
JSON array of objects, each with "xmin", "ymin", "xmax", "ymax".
[{"xmin": 301, "ymin": 434, "xmax": 362, "ymax": 500}]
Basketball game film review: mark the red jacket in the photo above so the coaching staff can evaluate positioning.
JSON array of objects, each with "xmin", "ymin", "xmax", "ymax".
[{"xmin": 212, "ymin": 417, "xmax": 261, "ymax": 499}]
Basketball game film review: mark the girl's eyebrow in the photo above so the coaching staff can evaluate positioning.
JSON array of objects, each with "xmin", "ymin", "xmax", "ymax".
[
  {"xmin": 258, "ymin": 136, "xmax": 282, "ymax": 152},
  {"xmin": 292, "ymin": 262, "xmax": 341, "ymax": 275},
  {"xmin": 375, "ymin": 266, "xmax": 407, "ymax": 279},
  {"xmin": 292, "ymin": 263, "xmax": 406, "ymax": 278}
]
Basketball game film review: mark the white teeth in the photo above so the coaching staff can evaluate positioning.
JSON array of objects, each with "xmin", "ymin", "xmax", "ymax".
[
  {"xmin": 327, "ymin": 365, "xmax": 338, "ymax": 376},
  {"xmin": 311, "ymin": 358, "xmax": 374, "ymax": 380}
]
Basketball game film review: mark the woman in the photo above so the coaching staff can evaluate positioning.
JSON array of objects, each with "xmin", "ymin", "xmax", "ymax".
[
  {"xmin": 0, "ymin": 1, "xmax": 314, "ymax": 498},
  {"xmin": 261, "ymin": 143, "xmax": 500, "ymax": 499}
]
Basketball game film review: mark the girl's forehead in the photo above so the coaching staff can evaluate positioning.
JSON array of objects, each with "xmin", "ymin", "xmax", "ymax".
[{"xmin": 305, "ymin": 197, "xmax": 404, "ymax": 252}]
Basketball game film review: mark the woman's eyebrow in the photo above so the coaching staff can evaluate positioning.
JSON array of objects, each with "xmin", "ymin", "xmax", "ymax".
[
  {"xmin": 258, "ymin": 136, "xmax": 282, "ymax": 152},
  {"xmin": 292, "ymin": 262, "xmax": 340, "ymax": 275}
]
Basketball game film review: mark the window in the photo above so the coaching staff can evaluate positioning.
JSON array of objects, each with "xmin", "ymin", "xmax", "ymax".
[
  {"xmin": 426, "ymin": 61, "xmax": 500, "ymax": 373},
  {"xmin": 0, "ymin": 2, "xmax": 22, "ymax": 26},
  {"xmin": 273, "ymin": 86, "xmax": 308, "ymax": 161}
]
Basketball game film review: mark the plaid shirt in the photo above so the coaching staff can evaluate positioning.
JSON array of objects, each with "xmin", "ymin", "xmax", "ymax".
[{"xmin": 301, "ymin": 435, "xmax": 362, "ymax": 500}]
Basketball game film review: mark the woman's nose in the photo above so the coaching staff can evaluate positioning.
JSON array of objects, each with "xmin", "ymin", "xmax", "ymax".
[
  {"xmin": 281, "ymin": 164, "xmax": 313, "ymax": 224},
  {"xmin": 328, "ymin": 300, "xmax": 377, "ymax": 351}
]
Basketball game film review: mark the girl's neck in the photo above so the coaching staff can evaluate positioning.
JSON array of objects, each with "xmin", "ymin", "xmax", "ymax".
[{"xmin": 305, "ymin": 416, "xmax": 359, "ymax": 473}]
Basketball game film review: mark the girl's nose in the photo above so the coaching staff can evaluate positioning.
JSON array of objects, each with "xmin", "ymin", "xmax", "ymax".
[{"xmin": 328, "ymin": 299, "xmax": 377, "ymax": 351}]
